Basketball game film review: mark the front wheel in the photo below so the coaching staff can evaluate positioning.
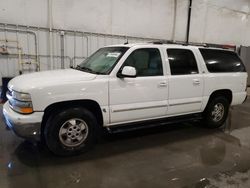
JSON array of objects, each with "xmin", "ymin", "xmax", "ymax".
[
  {"xmin": 203, "ymin": 96, "xmax": 229, "ymax": 128},
  {"xmin": 44, "ymin": 107, "xmax": 98, "ymax": 156}
]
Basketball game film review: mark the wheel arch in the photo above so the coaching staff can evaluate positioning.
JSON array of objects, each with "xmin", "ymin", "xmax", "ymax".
[
  {"xmin": 41, "ymin": 99, "xmax": 104, "ymax": 138},
  {"xmin": 202, "ymin": 89, "xmax": 232, "ymax": 128},
  {"xmin": 209, "ymin": 89, "xmax": 232, "ymax": 103},
  {"xmin": 205, "ymin": 89, "xmax": 232, "ymax": 111}
]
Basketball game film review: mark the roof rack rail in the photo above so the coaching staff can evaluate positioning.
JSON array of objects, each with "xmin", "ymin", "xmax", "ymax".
[
  {"xmin": 150, "ymin": 40, "xmax": 206, "ymax": 47},
  {"xmin": 150, "ymin": 40, "xmax": 236, "ymax": 50},
  {"xmin": 151, "ymin": 40, "xmax": 175, "ymax": 45}
]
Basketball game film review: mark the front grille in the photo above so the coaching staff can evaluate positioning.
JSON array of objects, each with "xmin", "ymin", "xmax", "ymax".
[{"xmin": 7, "ymin": 89, "xmax": 11, "ymax": 96}]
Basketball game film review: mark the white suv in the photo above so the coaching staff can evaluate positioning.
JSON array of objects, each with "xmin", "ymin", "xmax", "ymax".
[{"xmin": 3, "ymin": 43, "xmax": 248, "ymax": 156}]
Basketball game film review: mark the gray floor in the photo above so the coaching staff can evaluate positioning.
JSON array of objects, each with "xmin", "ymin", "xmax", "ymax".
[{"xmin": 1, "ymin": 101, "xmax": 250, "ymax": 188}]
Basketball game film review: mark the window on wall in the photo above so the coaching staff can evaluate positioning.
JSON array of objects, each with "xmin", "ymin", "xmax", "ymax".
[
  {"xmin": 199, "ymin": 48, "xmax": 246, "ymax": 73},
  {"xmin": 167, "ymin": 49, "xmax": 199, "ymax": 75},
  {"xmin": 122, "ymin": 48, "xmax": 163, "ymax": 77}
]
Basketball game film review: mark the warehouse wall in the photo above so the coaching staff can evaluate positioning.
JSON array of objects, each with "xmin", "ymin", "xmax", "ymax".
[
  {"xmin": 0, "ymin": 0, "xmax": 250, "ymax": 83},
  {"xmin": 0, "ymin": 0, "xmax": 249, "ymax": 44},
  {"xmin": 0, "ymin": 0, "xmax": 188, "ymax": 41},
  {"xmin": 190, "ymin": 0, "xmax": 250, "ymax": 45}
]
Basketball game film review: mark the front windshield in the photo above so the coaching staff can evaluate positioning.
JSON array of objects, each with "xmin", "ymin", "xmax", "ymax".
[{"xmin": 76, "ymin": 47, "xmax": 129, "ymax": 74}]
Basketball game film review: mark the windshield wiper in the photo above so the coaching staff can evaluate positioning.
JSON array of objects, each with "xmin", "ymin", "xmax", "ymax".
[
  {"xmin": 75, "ymin": 65, "xmax": 105, "ymax": 75},
  {"xmin": 77, "ymin": 66, "xmax": 93, "ymax": 72}
]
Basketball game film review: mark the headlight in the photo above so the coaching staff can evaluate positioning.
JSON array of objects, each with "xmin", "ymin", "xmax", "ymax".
[
  {"xmin": 12, "ymin": 92, "xmax": 32, "ymax": 102},
  {"xmin": 6, "ymin": 90, "xmax": 33, "ymax": 114}
]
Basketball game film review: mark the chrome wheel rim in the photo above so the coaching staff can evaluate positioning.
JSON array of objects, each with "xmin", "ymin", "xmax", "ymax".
[
  {"xmin": 59, "ymin": 118, "xmax": 89, "ymax": 147},
  {"xmin": 211, "ymin": 103, "xmax": 224, "ymax": 122}
]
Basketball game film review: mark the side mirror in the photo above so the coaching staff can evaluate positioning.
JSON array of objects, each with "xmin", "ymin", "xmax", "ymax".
[{"xmin": 117, "ymin": 66, "xmax": 137, "ymax": 78}]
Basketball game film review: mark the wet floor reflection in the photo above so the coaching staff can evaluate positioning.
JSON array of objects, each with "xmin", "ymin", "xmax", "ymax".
[{"xmin": 1, "ymin": 99, "xmax": 250, "ymax": 188}]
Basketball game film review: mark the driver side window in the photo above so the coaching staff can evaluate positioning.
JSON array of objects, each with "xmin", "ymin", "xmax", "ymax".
[{"xmin": 122, "ymin": 48, "xmax": 163, "ymax": 77}]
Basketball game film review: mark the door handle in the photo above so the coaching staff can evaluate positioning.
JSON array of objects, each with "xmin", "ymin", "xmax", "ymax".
[
  {"xmin": 193, "ymin": 79, "xmax": 200, "ymax": 85},
  {"xmin": 158, "ymin": 81, "xmax": 167, "ymax": 87}
]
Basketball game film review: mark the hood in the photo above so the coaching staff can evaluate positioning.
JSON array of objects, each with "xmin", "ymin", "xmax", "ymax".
[{"xmin": 8, "ymin": 69, "xmax": 97, "ymax": 92}]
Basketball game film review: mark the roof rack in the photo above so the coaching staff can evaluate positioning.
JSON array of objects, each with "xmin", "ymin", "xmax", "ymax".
[
  {"xmin": 150, "ymin": 40, "xmax": 207, "ymax": 47},
  {"xmin": 150, "ymin": 40, "xmax": 236, "ymax": 51}
]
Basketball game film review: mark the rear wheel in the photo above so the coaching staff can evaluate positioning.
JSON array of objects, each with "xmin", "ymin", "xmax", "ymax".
[
  {"xmin": 44, "ymin": 107, "xmax": 98, "ymax": 156},
  {"xmin": 203, "ymin": 96, "xmax": 229, "ymax": 128}
]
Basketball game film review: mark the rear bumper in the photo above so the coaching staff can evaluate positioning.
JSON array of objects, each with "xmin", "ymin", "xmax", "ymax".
[{"xmin": 2, "ymin": 102, "xmax": 43, "ymax": 141}]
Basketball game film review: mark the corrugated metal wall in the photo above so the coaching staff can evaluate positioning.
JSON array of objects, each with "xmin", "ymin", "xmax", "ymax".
[{"xmin": 0, "ymin": 23, "xmax": 161, "ymax": 85}]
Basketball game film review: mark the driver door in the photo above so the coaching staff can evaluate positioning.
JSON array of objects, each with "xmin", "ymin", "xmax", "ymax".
[{"xmin": 109, "ymin": 48, "xmax": 169, "ymax": 124}]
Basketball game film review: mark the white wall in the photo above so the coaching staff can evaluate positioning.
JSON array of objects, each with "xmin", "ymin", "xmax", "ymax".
[
  {"xmin": 190, "ymin": 0, "xmax": 250, "ymax": 46},
  {"xmin": 0, "ymin": 0, "xmax": 250, "ymax": 83},
  {"xmin": 0, "ymin": 0, "xmax": 249, "ymax": 45},
  {"xmin": 0, "ymin": 0, "xmax": 48, "ymax": 27},
  {"xmin": 0, "ymin": 0, "xmax": 186, "ymax": 40}
]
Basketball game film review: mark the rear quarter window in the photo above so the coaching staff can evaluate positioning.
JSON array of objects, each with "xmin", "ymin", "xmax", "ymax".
[{"xmin": 199, "ymin": 48, "xmax": 246, "ymax": 73}]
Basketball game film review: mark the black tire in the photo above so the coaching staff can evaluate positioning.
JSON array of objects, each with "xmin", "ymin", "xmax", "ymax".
[
  {"xmin": 44, "ymin": 107, "xmax": 98, "ymax": 156},
  {"xmin": 203, "ymin": 96, "xmax": 229, "ymax": 128}
]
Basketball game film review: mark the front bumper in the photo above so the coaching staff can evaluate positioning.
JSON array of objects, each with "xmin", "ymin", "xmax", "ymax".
[
  {"xmin": 3, "ymin": 102, "xmax": 44, "ymax": 141},
  {"xmin": 243, "ymin": 95, "xmax": 248, "ymax": 103}
]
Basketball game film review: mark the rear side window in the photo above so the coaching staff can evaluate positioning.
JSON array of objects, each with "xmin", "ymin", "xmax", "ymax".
[
  {"xmin": 199, "ymin": 49, "xmax": 246, "ymax": 73},
  {"xmin": 167, "ymin": 49, "xmax": 199, "ymax": 75}
]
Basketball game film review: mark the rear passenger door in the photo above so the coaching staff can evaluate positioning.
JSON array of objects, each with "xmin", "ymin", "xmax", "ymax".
[{"xmin": 166, "ymin": 48, "xmax": 204, "ymax": 115}]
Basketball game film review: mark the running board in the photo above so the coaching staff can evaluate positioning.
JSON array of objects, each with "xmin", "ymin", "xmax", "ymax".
[{"xmin": 107, "ymin": 113, "xmax": 202, "ymax": 134}]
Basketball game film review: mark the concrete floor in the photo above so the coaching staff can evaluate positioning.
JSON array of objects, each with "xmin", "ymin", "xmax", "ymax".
[{"xmin": 1, "ymin": 100, "xmax": 250, "ymax": 188}]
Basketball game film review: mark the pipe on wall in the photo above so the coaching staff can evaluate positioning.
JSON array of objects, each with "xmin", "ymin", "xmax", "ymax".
[
  {"xmin": 172, "ymin": 0, "xmax": 177, "ymax": 41},
  {"xmin": 48, "ymin": 0, "xmax": 54, "ymax": 70},
  {"xmin": 0, "ymin": 27, "xmax": 40, "ymax": 71},
  {"xmin": 0, "ymin": 23, "xmax": 163, "ymax": 42},
  {"xmin": 60, "ymin": 31, "xmax": 65, "ymax": 69},
  {"xmin": 64, "ymin": 31, "xmax": 89, "ymax": 66},
  {"xmin": 186, "ymin": 0, "xmax": 192, "ymax": 44}
]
